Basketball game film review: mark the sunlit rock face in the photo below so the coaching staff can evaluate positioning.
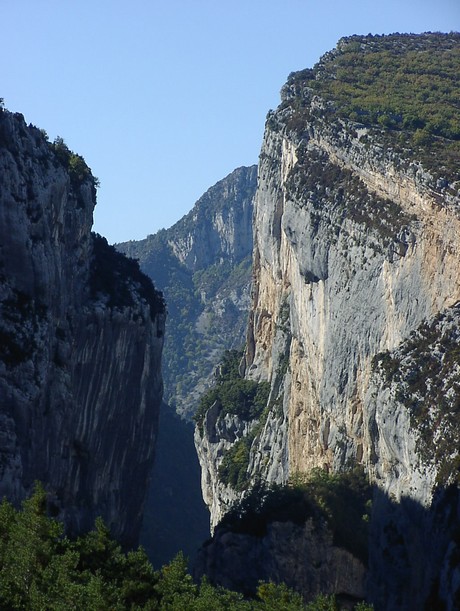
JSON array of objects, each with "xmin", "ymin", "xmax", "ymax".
[
  {"xmin": 248, "ymin": 113, "xmax": 460, "ymax": 484},
  {"xmin": 165, "ymin": 165, "xmax": 256, "ymax": 273},
  {"xmin": 0, "ymin": 109, "xmax": 165, "ymax": 547},
  {"xmin": 195, "ymin": 33, "xmax": 460, "ymax": 608}
]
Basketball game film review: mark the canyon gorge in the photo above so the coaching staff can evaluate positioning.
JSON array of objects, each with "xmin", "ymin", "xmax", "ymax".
[{"xmin": 0, "ymin": 31, "xmax": 459, "ymax": 610}]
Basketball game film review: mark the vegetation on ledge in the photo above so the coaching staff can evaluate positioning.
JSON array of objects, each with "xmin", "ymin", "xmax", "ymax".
[
  {"xmin": 286, "ymin": 146, "xmax": 414, "ymax": 244},
  {"xmin": 283, "ymin": 33, "xmax": 460, "ymax": 183},
  {"xmin": 51, "ymin": 136, "xmax": 100, "ymax": 200},
  {"xmin": 194, "ymin": 349, "xmax": 270, "ymax": 431},
  {"xmin": 193, "ymin": 349, "xmax": 274, "ymax": 490}
]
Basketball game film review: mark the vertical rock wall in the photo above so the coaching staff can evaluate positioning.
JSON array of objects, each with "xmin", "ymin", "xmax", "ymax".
[{"xmin": 0, "ymin": 109, "xmax": 165, "ymax": 547}]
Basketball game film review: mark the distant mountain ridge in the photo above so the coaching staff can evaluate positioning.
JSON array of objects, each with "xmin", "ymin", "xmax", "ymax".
[{"xmin": 118, "ymin": 164, "xmax": 257, "ymax": 418}]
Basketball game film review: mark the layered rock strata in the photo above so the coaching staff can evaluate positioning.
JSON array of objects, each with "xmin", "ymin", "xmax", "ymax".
[{"xmin": 195, "ymin": 34, "xmax": 460, "ymax": 608}]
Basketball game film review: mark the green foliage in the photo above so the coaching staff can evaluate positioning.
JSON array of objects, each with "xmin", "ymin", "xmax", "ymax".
[
  {"xmin": 0, "ymin": 484, "xmax": 159, "ymax": 609},
  {"xmin": 219, "ymin": 435, "xmax": 253, "ymax": 490},
  {"xmin": 0, "ymin": 483, "xmax": 62, "ymax": 608},
  {"xmin": 0, "ymin": 485, "xmax": 374, "ymax": 609},
  {"xmin": 217, "ymin": 391, "xmax": 278, "ymax": 492},
  {"xmin": 194, "ymin": 352, "xmax": 285, "ymax": 491},
  {"xmin": 284, "ymin": 33, "xmax": 460, "ymax": 181},
  {"xmin": 318, "ymin": 37, "xmax": 459, "ymax": 140},
  {"xmin": 198, "ymin": 370, "xmax": 270, "ymax": 488},
  {"xmin": 51, "ymin": 136, "xmax": 99, "ymax": 196},
  {"xmin": 194, "ymin": 350, "xmax": 270, "ymax": 430},
  {"xmin": 91, "ymin": 233, "xmax": 165, "ymax": 321},
  {"xmin": 193, "ymin": 261, "xmax": 233, "ymax": 299},
  {"xmin": 217, "ymin": 348, "xmax": 244, "ymax": 381},
  {"xmin": 305, "ymin": 594, "xmax": 339, "ymax": 611},
  {"xmin": 155, "ymin": 551, "xmax": 197, "ymax": 608},
  {"xmin": 257, "ymin": 581, "xmax": 306, "ymax": 610},
  {"xmin": 371, "ymin": 351, "xmax": 400, "ymax": 381}
]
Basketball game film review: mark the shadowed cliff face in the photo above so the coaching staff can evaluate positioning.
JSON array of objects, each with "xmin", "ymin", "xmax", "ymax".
[
  {"xmin": 195, "ymin": 518, "xmax": 366, "ymax": 602},
  {"xmin": 0, "ymin": 109, "xmax": 165, "ymax": 547},
  {"xmin": 195, "ymin": 471, "xmax": 370, "ymax": 605}
]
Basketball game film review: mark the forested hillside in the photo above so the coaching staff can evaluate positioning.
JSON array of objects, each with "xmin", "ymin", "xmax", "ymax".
[{"xmin": 282, "ymin": 32, "xmax": 459, "ymax": 179}]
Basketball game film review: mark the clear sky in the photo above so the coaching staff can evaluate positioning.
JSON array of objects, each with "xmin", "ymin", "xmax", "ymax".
[{"xmin": 2, "ymin": 1, "xmax": 459, "ymax": 244}]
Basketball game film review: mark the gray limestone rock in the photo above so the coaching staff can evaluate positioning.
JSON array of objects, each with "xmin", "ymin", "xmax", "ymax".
[{"xmin": 0, "ymin": 109, "xmax": 165, "ymax": 547}]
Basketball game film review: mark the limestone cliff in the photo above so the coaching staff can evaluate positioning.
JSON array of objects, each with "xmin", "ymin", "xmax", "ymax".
[
  {"xmin": 195, "ymin": 33, "xmax": 460, "ymax": 608},
  {"xmin": 0, "ymin": 109, "xmax": 165, "ymax": 547}
]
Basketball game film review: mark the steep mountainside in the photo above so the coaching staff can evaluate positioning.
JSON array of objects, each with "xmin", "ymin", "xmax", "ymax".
[
  {"xmin": 0, "ymin": 109, "xmax": 165, "ymax": 547},
  {"xmin": 118, "ymin": 165, "xmax": 257, "ymax": 418},
  {"xmin": 195, "ymin": 33, "xmax": 460, "ymax": 609}
]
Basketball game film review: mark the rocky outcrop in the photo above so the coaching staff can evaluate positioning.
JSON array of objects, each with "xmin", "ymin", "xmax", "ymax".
[
  {"xmin": 195, "ymin": 408, "xmax": 253, "ymax": 529},
  {"xmin": 0, "ymin": 109, "xmax": 165, "ymax": 547},
  {"xmin": 195, "ymin": 518, "xmax": 366, "ymax": 602},
  {"xmin": 164, "ymin": 165, "xmax": 255, "ymax": 272},
  {"xmin": 119, "ymin": 165, "xmax": 257, "ymax": 418},
  {"xmin": 195, "ymin": 33, "xmax": 460, "ymax": 607}
]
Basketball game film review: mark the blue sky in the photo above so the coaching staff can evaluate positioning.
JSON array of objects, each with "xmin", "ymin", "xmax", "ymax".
[{"xmin": 2, "ymin": 1, "xmax": 459, "ymax": 244}]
